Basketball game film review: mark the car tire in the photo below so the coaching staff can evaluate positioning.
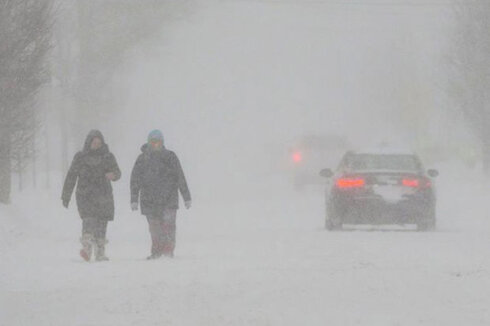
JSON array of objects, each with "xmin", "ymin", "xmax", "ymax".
[
  {"xmin": 416, "ymin": 209, "xmax": 436, "ymax": 232},
  {"xmin": 416, "ymin": 222, "xmax": 429, "ymax": 231},
  {"xmin": 325, "ymin": 218, "xmax": 334, "ymax": 230},
  {"xmin": 325, "ymin": 203, "xmax": 343, "ymax": 231},
  {"xmin": 325, "ymin": 214, "xmax": 343, "ymax": 231}
]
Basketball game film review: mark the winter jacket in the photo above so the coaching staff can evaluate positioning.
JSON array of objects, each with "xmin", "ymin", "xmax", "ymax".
[
  {"xmin": 62, "ymin": 130, "xmax": 121, "ymax": 221},
  {"xmin": 130, "ymin": 144, "xmax": 191, "ymax": 216}
]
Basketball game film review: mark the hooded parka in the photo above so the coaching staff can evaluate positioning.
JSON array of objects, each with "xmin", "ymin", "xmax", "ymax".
[
  {"xmin": 130, "ymin": 144, "xmax": 191, "ymax": 216},
  {"xmin": 62, "ymin": 130, "xmax": 121, "ymax": 220}
]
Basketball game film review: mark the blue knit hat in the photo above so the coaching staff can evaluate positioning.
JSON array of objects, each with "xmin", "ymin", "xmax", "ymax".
[{"xmin": 148, "ymin": 129, "xmax": 164, "ymax": 144}]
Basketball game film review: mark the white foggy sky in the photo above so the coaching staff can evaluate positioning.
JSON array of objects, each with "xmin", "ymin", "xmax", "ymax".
[{"xmin": 98, "ymin": 0, "xmax": 455, "ymax": 195}]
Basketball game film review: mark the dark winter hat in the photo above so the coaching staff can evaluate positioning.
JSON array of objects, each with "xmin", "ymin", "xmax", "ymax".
[{"xmin": 148, "ymin": 129, "xmax": 164, "ymax": 144}]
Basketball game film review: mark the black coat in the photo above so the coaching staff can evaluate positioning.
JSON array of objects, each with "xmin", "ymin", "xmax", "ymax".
[
  {"xmin": 62, "ymin": 130, "xmax": 121, "ymax": 221},
  {"xmin": 130, "ymin": 144, "xmax": 191, "ymax": 216}
]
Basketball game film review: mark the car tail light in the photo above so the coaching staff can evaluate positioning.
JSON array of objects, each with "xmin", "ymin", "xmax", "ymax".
[
  {"xmin": 402, "ymin": 177, "xmax": 431, "ymax": 188},
  {"xmin": 336, "ymin": 177, "xmax": 365, "ymax": 188},
  {"xmin": 402, "ymin": 178, "xmax": 419, "ymax": 187},
  {"xmin": 292, "ymin": 152, "xmax": 302, "ymax": 163}
]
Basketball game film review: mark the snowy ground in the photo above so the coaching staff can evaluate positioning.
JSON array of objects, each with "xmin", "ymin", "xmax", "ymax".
[{"xmin": 1, "ymin": 164, "xmax": 490, "ymax": 326}]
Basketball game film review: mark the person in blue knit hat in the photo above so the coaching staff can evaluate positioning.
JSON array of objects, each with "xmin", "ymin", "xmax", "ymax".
[
  {"xmin": 147, "ymin": 129, "xmax": 164, "ymax": 144},
  {"xmin": 130, "ymin": 129, "xmax": 192, "ymax": 259}
]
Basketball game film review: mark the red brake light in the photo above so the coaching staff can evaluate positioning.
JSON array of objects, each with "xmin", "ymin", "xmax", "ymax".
[
  {"xmin": 402, "ymin": 178, "xmax": 419, "ymax": 187},
  {"xmin": 336, "ymin": 178, "xmax": 365, "ymax": 188},
  {"xmin": 292, "ymin": 152, "xmax": 302, "ymax": 163},
  {"xmin": 402, "ymin": 178, "xmax": 431, "ymax": 188}
]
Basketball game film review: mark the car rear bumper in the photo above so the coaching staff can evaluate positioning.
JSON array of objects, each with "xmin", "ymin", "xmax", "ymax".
[{"xmin": 330, "ymin": 195, "xmax": 434, "ymax": 224}]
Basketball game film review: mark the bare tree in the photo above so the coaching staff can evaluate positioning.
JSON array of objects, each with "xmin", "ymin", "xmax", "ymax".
[
  {"xmin": 449, "ymin": 1, "xmax": 490, "ymax": 172},
  {"xmin": 0, "ymin": 0, "xmax": 53, "ymax": 203},
  {"xmin": 75, "ymin": 1, "xmax": 191, "ymax": 132},
  {"xmin": 49, "ymin": 1, "xmax": 191, "ymax": 177}
]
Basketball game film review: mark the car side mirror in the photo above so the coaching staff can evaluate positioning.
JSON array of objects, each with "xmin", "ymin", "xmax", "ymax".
[
  {"xmin": 319, "ymin": 168, "xmax": 334, "ymax": 178},
  {"xmin": 427, "ymin": 169, "xmax": 439, "ymax": 178}
]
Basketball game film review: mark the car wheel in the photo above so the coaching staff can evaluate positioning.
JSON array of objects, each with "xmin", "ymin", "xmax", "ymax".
[
  {"xmin": 325, "ymin": 203, "xmax": 343, "ymax": 231},
  {"xmin": 426, "ymin": 216, "xmax": 436, "ymax": 231},
  {"xmin": 416, "ymin": 222, "xmax": 429, "ymax": 231},
  {"xmin": 416, "ymin": 210, "xmax": 436, "ymax": 232},
  {"xmin": 325, "ymin": 214, "xmax": 343, "ymax": 231},
  {"xmin": 428, "ymin": 220, "xmax": 436, "ymax": 231}
]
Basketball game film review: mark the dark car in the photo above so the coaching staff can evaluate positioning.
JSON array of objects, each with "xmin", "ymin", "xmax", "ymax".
[{"xmin": 320, "ymin": 149, "xmax": 438, "ymax": 231}]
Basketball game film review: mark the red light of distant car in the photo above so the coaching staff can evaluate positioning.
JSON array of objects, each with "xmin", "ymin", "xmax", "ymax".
[
  {"xmin": 402, "ymin": 178, "xmax": 419, "ymax": 187},
  {"xmin": 336, "ymin": 178, "xmax": 365, "ymax": 188},
  {"xmin": 402, "ymin": 178, "xmax": 431, "ymax": 188},
  {"xmin": 292, "ymin": 152, "xmax": 302, "ymax": 163},
  {"xmin": 402, "ymin": 178, "xmax": 432, "ymax": 188}
]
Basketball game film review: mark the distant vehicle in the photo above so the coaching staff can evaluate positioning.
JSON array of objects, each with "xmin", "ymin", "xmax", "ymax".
[
  {"xmin": 319, "ymin": 149, "xmax": 438, "ymax": 231},
  {"xmin": 289, "ymin": 134, "xmax": 349, "ymax": 190}
]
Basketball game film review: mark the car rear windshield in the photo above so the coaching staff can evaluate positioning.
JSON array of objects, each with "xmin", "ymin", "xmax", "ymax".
[{"xmin": 345, "ymin": 154, "xmax": 420, "ymax": 171}]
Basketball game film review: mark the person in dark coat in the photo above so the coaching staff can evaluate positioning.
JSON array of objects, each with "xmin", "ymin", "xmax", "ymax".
[
  {"xmin": 130, "ymin": 129, "xmax": 191, "ymax": 259},
  {"xmin": 62, "ymin": 130, "xmax": 121, "ymax": 262}
]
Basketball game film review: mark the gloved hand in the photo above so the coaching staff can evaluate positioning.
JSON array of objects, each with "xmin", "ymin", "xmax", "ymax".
[
  {"xmin": 105, "ymin": 172, "xmax": 116, "ymax": 181},
  {"xmin": 131, "ymin": 202, "xmax": 138, "ymax": 211},
  {"xmin": 185, "ymin": 200, "xmax": 192, "ymax": 209},
  {"xmin": 62, "ymin": 199, "xmax": 69, "ymax": 208}
]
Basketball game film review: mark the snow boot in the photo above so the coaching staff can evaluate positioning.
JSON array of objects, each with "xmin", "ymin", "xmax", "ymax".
[
  {"xmin": 80, "ymin": 234, "xmax": 94, "ymax": 262},
  {"xmin": 95, "ymin": 239, "xmax": 109, "ymax": 262}
]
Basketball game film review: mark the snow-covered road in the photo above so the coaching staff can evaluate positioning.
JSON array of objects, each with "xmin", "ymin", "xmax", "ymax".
[{"xmin": 2, "ymin": 166, "xmax": 490, "ymax": 326}]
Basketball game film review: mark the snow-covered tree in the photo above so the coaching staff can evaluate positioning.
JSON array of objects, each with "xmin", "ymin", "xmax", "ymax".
[
  {"xmin": 51, "ymin": 1, "xmax": 190, "ymax": 173},
  {"xmin": 0, "ymin": 0, "xmax": 53, "ymax": 203},
  {"xmin": 449, "ymin": 2, "xmax": 490, "ymax": 172}
]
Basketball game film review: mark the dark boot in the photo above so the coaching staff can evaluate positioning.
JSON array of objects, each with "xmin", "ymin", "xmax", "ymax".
[{"xmin": 146, "ymin": 253, "xmax": 162, "ymax": 260}]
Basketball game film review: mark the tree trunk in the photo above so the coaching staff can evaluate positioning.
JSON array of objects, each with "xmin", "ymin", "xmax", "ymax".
[
  {"xmin": 17, "ymin": 152, "xmax": 23, "ymax": 192},
  {"xmin": 32, "ymin": 138, "xmax": 36, "ymax": 188},
  {"xmin": 0, "ymin": 133, "xmax": 11, "ymax": 204},
  {"xmin": 45, "ymin": 127, "xmax": 50, "ymax": 189}
]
